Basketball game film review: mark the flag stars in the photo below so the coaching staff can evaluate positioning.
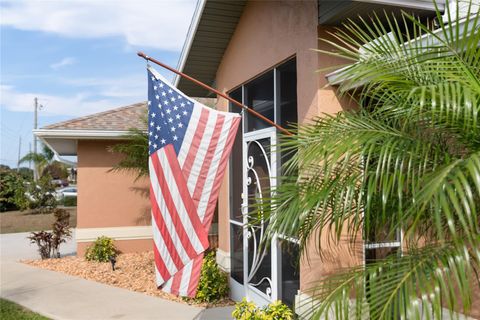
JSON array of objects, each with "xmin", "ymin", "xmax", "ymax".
[
  {"xmin": 159, "ymin": 83, "xmax": 164, "ymax": 88},
  {"xmin": 149, "ymin": 131, "xmax": 153, "ymax": 136},
  {"xmin": 162, "ymin": 91, "xmax": 166, "ymax": 96},
  {"xmin": 161, "ymin": 139, "xmax": 166, "ymax": 144},
  {"xmin": 173, "ymin": 135, "xmax": 178, "ymax": 141},
  {"xmin": 153, "ymin": 86, "xmax": 157, "ymax": 90},
  {"xmin": 163, "ymin": 100, "xmax": 169, "ymax": 105},
  {"xmin": 156, "ymin": 125, "xmax": 161, "ymax": 131},
  {"xmin": 173, "ymin": 106, "xmax": 178, "ymax": 111},
  {"xmin": 151, "ymin": 112, "xmax": 156, "ymax": 118},
  {"xmin": 154, "ymin": 134, "xmax": 158, "ymax": 139},
  {"xmin": 148, "ymin": 101, "xmax": 151, "ymax": 106},
  {"xmin": 178, "ymin": 123, "xmax": 183, "ymax": 128},
  {"xmin": 171, "ymin": 127, "xmax": 176, "ymax": 132},
  {"xmin": 175, "ymin": 114, "xmax": 181, "ymax": 119},
  {"xmin": 153, "ymin": 143, "xmax": 158, "ymax": 149},
  {"xmin": 168, "ymin": 118, "xmax": 173, "ymax": 123},
  {"xmin": 166, "ymin": 109, "xmax": 171, "ymax": 114},
  {"xmin": 182, "ymin": 111, "xmax": 188, "ymax": 116},
  {"xmin": 150, "ymin": 121, "xmax": 154, "ymax": 127},
  {"xmin": 155, "ymin": 95, "xmax": 159, "ymax": 100},
  {"xmin": 168, "ymin": 89, "xmax": 173, "ymax": 93},
  {"xmin": 180, "ymin": 102, "xmax": 185, "ymax": 107},
  {"xmin": 170, "ymin": 97, "xmax": 176, "ymax": 102}
]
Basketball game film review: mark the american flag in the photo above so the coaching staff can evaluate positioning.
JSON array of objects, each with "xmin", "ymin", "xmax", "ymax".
[{"xmin": 147, "ymin": 67, "xmax": 241, "ymax": 297}]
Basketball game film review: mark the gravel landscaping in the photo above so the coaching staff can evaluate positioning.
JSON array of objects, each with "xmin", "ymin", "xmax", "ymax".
[{"xmin": 22, "ymin": 251, "xmax": 233, "ymax": 308}]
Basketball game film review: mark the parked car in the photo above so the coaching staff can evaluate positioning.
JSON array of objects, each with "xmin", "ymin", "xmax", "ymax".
[
  {"xmin": 55, "ymin": 187, "xmax": 77, "ymax": 201},
  {"xmin": 51, "ymin": 179, "xmax": 69, "ymax": 187}
]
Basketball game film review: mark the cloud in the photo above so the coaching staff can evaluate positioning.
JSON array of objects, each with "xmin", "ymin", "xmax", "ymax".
[
  {"xmin": 0, "ymin": 75, "xmax": 146, "ymax": 117},
  {"xmin": 0, "ymin": 0, "xmax": 196, "ymax": 51},
  {"xmin": 50, "ymin": 57, "xmax": 76, "ymax": 70}
]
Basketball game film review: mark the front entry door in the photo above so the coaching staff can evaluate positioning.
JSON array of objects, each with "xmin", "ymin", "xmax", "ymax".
[{"xmin": 242, "ymin": 127, "xmax": 278, "ymax": 305}]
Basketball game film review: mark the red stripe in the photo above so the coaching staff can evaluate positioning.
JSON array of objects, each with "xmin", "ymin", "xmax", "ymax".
[
  {"xmin": 153, "ymin": 242, "xmax": 170, "ymax": 284},
  {"xmin": 192, "ymin": 114, "xmax": 225, "ymax": 208},
  {"xmin": 182, "ymin": 108, "xmax": 210, "ymax": 180},
  {"xmin": 202, "ymin": 116, "xmax": 241, "ymax": 228},
  {"xmin": 151, "ymin": 150, "xmax": 200, "ymax": 259},
  {"xmin": 187, "ymin": 254, "xmax": 205, "ymax": 297},
  {"xmin": 150, "ymin": 184, "xmax": 183, "ymax": 271},
  {"xmin": 163, "ymin": 145, "xmax": 209, "ymax": 250},
  {"xmin": 170, "ymin": 269, "xmax": 183, "ymax": 296}
]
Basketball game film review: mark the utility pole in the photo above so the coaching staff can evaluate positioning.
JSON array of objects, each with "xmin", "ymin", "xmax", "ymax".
[
  {"xmin": 33, "ymin": 97, "xmax": 43, "ymax": 181},
  {"xmin": 29, "ymin": 142, "xmax": 32, "ymax": 170},
  {"xmin": 17, "ymin": 136, "xmax": 22, "ymax": 169}
]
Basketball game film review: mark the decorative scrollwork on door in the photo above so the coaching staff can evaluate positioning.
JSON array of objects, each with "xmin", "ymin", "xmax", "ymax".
[{"xmin": 245, "ymin": 138, "xmax": 274, "ymax": 297}]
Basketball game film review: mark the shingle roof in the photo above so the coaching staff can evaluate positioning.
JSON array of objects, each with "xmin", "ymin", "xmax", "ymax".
[{"xmin": 42, "ymin": 102, "xmax": 147, "ymax": 131}]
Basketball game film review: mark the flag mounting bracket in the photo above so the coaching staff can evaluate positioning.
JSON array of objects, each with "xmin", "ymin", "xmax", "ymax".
[{"xmin": 137, "ymin": 51, "xmax": 293, "ymax": 136}]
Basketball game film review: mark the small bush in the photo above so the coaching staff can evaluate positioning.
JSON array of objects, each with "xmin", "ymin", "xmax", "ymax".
[
  {"xmin": 184, "ymin": 251, "xmax": 229, "ymax": 303},
  {"xmin": 28, "ymin": 208, "xmax": 71, "ymax": 259},
  {"xmin": 232, "ymin": 298, "xmax": 294, "ymax": 320},
  {"xmin": 85, "ymin": 236, "xmax": 117, "ymax": 262},
  {"xmin": 63, "ymin": 196, "xmax": 77, "ymax": 207}
]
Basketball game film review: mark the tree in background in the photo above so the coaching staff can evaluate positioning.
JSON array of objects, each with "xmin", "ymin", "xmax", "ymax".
[
  {"xmin": 263, "ymin": 2, "xmax": 479, "ymax": 319},
  {"xmin": 19, "ymin": 144, "xmax": 54, "ymax": 178},
  {"xmin": 108, "ymin": 114, "xmax": 149, "ymax": 180}
]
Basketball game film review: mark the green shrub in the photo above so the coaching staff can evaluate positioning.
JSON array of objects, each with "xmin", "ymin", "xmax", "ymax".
[
  {"xmin": 263, "ymin": 300, "xmax": 294, "ymax": 320},
  {"xmin": 85, "ymin": 236, "xmax": 117, "ymax": 262},
  {"xmin": 63, "ymin": 196, "xmax": 77, "ymax": 207},
  {"xmin": 189, "ymin": 251, "xmax": 229, "ymax": 303},
  {"xmin": 232, "ymin": 298, "xmax": 263, "ymax": 320},
  {"xmin": 232, "ymin": 299, "xmax": 294, "ymax": 320}
]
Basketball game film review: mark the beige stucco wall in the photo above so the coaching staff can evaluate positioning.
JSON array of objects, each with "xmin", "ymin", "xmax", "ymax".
[
  {"xmin": 214, "ymin": 0, "xmax": 362, "ymax": 290},
  {"xmin": 77, "ymin": 140, "xmax": 151, "ymax": 255}
]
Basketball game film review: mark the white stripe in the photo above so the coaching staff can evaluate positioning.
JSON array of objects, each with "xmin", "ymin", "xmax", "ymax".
[
  {"xmin": 151, "ymin": 211, "xmax": 177, "ymax": 278},
  {"xmin": 197, "ymin": 115, "xmax": 234, "ymax": 221},
  {"xmin": 178, "ymin": 103, "xmax": 202, "ymax": 167},
  {"xmin": 162, "ymin": 277, "xmax": 173, "ymax": 293},
  {"xmin": 156, "ymin": 149, "xmax": 206, "ymax": 254},
  {"xmin": 178, "ymin": 261, "xmax": 194, "ymax": 296},
  {"xmin": 155, "ymin": 265, "xmax": 165, "ymax": 287},
  {"xmin": 149, "ymin": 157, "xmax": 191, "ymax": 265},
  {"xmin": 187, "ymin": 110, "xmax": 217, "ymax": 194}
]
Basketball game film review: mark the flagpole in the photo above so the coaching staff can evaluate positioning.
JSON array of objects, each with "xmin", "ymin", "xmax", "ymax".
[{"xmin": 137, "ymin": 51, "xmax": 293, "ymax": 136}]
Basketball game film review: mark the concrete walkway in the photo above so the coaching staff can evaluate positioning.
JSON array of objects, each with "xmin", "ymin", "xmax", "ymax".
[{"xmin": 0, "ymin": 231, "xmax": 233, "ymax": 320}]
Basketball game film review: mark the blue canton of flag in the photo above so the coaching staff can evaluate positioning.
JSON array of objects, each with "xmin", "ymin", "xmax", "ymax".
[{"xmin": 148, "ymin": 70, "xmax": 194, "ymax": 155}]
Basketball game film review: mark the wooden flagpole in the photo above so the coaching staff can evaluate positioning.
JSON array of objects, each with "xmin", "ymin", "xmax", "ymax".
[{"xmin": 137, "ymin": 51, "xmax": 293, "ymax": 136}]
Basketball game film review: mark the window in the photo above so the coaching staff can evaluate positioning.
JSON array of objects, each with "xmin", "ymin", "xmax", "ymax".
[{"xmin": 228, "ymin": 57, "xmax": 299, "ymax": 306}]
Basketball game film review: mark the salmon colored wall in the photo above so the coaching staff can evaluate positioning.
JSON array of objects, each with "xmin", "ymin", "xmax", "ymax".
[
  {"xmin": 215, "ymin": 0, "xmax": 320, "ymax": 255},
  {"xmin": 213, "ymin": 0, "xmax": 362, "ymax": 290},
  {"xmin": 77, "ymin": 140, "xmax": 151, "ymax": 229},
  {"xmin": 77, "ymin": 239, "xmax": 152, "ymax": 256}
]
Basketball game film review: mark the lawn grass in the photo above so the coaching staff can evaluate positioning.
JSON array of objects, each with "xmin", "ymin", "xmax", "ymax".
[
  {"xmin": 0, "ymin": 299, "xmax": 50, "ymax": 320},
  {"xmin": 0, "ymin": 208, "xmax": 77, "ymax": 234}
]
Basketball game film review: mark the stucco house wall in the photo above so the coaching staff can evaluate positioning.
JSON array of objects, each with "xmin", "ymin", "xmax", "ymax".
[
  {"xmin": 76, "ymin": 140, "xmax": 151, "ymax": 256},
  {"xmin": 213, "ymin": 0, "xmax": 363, "ymax": 291}
]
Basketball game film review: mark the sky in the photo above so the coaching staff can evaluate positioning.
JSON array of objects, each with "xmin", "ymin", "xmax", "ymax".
[{"xmin": 0, "ymin": 0, "xmax": 197, "ymax": 168}]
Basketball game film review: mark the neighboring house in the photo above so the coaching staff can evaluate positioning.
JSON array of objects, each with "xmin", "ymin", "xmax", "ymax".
[
  {"xmin": 35, "ymin": 103, "xmax": 152, "ymax": 256},
  {"xmin": 174, "ymin": 0, "xmax": 449, "ymax": 310}
]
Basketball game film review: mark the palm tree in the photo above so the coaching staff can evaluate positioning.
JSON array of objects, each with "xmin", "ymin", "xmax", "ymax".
[
  {"xmin": 19, "ymin": 144, "xmax": 54, "ymax": 179},
  {"xmin": 263, "ymin": 2, "xmax": 480, "ymax": 319},
  {"xmin": 108, "ymin": 113, "xmax": 149, "ymax": 181}
]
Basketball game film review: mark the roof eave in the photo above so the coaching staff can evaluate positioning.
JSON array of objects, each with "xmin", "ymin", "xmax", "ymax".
[
  {"xmin": 174, "ymin": 0, "xmax": 207, "ymax": 87},
  {"xmin": 33, "ymin": 129, "xmax": 132, "ymax": 139}
]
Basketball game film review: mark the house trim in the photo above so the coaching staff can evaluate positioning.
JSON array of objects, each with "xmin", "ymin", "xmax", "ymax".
[
  {"xmin": 34, "ymin": 129, "xmax": 131, "ymax": 139},
  {"xmin": 76, "ymin": 226, "xmax": 152, "ymax": 243}
]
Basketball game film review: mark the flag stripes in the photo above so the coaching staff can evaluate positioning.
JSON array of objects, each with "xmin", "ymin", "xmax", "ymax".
[{"xmin": 147, "ymin": 67, "xmax": 240, "ymax": 297}]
